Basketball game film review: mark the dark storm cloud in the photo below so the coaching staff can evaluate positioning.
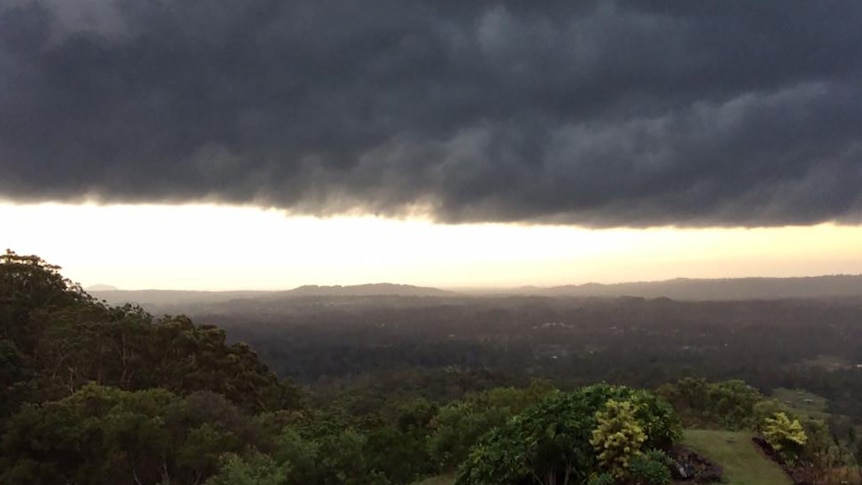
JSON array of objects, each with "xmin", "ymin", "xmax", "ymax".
[{"xmin": 1, "ymin": 0, "xmax": 861, "ymax": 226}]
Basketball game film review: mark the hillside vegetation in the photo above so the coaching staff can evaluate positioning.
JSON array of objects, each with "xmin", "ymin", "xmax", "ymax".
[{"xmin": 2, "ymin": 250, "xmax": 861, "ymax": 484}]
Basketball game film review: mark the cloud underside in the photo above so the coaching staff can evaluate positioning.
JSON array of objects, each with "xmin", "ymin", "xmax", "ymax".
[{"xmin": 1, "ymin": 0, "xmax": 861, "ymax": 227}]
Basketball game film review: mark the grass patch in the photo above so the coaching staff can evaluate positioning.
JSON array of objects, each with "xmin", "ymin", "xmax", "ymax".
[
  {"xmin": 771, "ymin": 387, "xmax": 830, "ymax": 419},
  {"xmin": 681, "ymin": 429, "xmax": 792, "ymax": 485},
  {"xmin": 796, "ymin": 354, "xmax": 853, "ymax": 372}
]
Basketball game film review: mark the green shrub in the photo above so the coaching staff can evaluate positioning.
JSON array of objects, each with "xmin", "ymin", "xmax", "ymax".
[
  {"xmin": 629, "ymin": 450, "xmax": 671, "ymax": 485},
  {"xmin": 455, "ymin": 384, "xmax": 680, "ymax": 485},
  {"xmin": 762, "ymin": 412, "xmax": 807, "ymax": 462},
  {"xmin": 586, "ymin": 472, "xmax": 615, "ymax": 485},
  {"xmin": 590, "ymin": 399, "xmax": 647, "ymax": 478}
]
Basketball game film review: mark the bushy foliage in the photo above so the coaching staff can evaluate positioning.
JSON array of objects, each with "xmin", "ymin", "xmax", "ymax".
[
  {"xmin": 205, "ymin": 451, "xmax": 287, "ymax": 485},
  {"xmin": 626, "ymin": 390, "xmax": 681, "ymax": 451},
  {"xmin": 590, "ymin": 399, "xmax": 647, "ymax": 478},
  {"xmin": 657, "ymin": 378, "xmax": 764, "ymax": 430},
  {"xmin": 0, "ymin": 338, "xmax": 32, "ymax": 420},
  {"xmin": 855, "ymin": 439, "xmax": 862, "ymax": 482},
  {"xmin": 1, "ymin": 252, "xmax": 297, "ymax": 414},
  {"xmin": 455, "ymin": 384, "xmax": 679, "ymax": 485},
  {"xmin": 0, "ymin": 250, "xmax": 94, "ymax": 354},
  {"xmin": 429, "ymin": 401, "xmax": 509, "ymax": 470},
  {"xmin": 0, "ymin": 253, "xmax": 308, "ymax": 484},
  {"xmin": 365, "ymin": 423, "xmax": 434, "ymax": 483},
  {"xmin": 751, "ymin": 398, "xmax": 789, "ymax": 432},
  {"xmin": 628, "ymin": 450, "xmax": 671, "ymax": 485},
  {"xmin": 0, "ymin": 384, "xmax": 260, "ymax": 484},
  {"xmin": 762, "ymin": 412, "xmax": 807, "ymax": 461},
  {"xmin": 586, "ymin": 472, "xmax": 615, "ymax": 485},
  {"xmin": 282, "ymin": 424, "xmax": 370, "ymax": 484},
  {"xmin": 428, "ymin": 382, "xmax": 553, "ymax": 470}
]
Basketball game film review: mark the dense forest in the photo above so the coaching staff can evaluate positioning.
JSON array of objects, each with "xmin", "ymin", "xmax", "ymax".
[
  {"xmin": 2, "ymin": 250, "xmax": 861, "ymax": 484},
  {"xmin": 196, "ymin": 294, "xmax": 862, "ymax": 425}
]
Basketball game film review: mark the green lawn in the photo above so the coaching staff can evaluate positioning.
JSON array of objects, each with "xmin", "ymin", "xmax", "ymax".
[{"xmin": 681, "ymin": 429, "xmax": 792, "ymax": 485}]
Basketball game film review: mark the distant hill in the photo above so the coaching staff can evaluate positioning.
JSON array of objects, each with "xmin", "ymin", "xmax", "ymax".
[
  {"xmin": 90, "ymin": 283, "xmax": 455, "ymax": 309},
  {"xmin": 284, "ymin": 283, "xmax": 454, "ymax": 297},
  {"xmin": 86, "ymin": 284, "xmax": 118, "ymax": 291},
  {"xmin": 89, "ymin": 275, "xmax": 862, "ymax": 311},
  {"xmin": 509, "ymin": 275, "xmax": 862, "ymax": 300},
  {"xmin": 90, "ymin": 289, "xmax": 272, "ymax": 307}
]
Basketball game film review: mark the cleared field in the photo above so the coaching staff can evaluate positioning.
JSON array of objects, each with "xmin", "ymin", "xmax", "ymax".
[
  {"xmin": 771, "ymin": 387, "xmax": 830, "ymax": 419},
  {"xmin": 681, "ymin": 429, "xmax": 791, "ymax": 485}
]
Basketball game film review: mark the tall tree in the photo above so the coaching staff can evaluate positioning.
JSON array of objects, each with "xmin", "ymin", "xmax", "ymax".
[{"xmin": 0, "ymin": 250, "xmax": 94, "ymax": 353}]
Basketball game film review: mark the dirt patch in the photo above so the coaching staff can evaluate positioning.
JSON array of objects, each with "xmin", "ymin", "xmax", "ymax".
[{"xmin": 668, "ymin": 445, "xmax": 723, "ymax": 483}]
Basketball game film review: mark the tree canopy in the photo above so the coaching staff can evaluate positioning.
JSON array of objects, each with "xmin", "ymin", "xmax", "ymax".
[{"xmin": 1, "ymin": 252, "xmax": 855, "ymax": 484}]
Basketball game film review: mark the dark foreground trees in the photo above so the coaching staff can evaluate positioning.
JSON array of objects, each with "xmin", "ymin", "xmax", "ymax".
[
  {"xmin": 1, "ymin": 384, "xmax": 258, "ymax": 484},
  {"xmin": 0, "ymin": 252, "xmax": 303, "ymax": 484},
  {"xmin": 0, "ymin": 250, "xmax": 297, "ymax": 419}
]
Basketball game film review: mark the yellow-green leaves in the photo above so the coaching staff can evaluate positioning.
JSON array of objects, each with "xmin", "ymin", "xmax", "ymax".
[
  {"xmin": 763, "ymin": 411, "xmax": 807, "ymax": 453},
  {"xmin": 590, "ymin": 399, "xmax": 647, "ymax": 478}
]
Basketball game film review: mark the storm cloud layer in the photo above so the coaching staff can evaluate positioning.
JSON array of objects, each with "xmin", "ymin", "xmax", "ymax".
[{"xmin": 1, "ymin": 0, "xmax": 861, "ymax": 226}]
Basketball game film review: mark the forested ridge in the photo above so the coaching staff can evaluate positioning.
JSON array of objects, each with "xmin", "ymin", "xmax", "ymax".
[{"xmin": 2, "ymin": 250, "xmax": 861, "ymax": 484}]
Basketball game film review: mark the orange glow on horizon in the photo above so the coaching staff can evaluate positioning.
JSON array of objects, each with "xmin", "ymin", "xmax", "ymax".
[{"xmin": 2, "ymin": 202, "xmax": 862, "ymax": 290}]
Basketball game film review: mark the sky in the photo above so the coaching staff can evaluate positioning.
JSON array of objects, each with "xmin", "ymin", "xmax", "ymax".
[{"xmin": 2, "ymin": 1, "xmax": 862, "ymax": 290}]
